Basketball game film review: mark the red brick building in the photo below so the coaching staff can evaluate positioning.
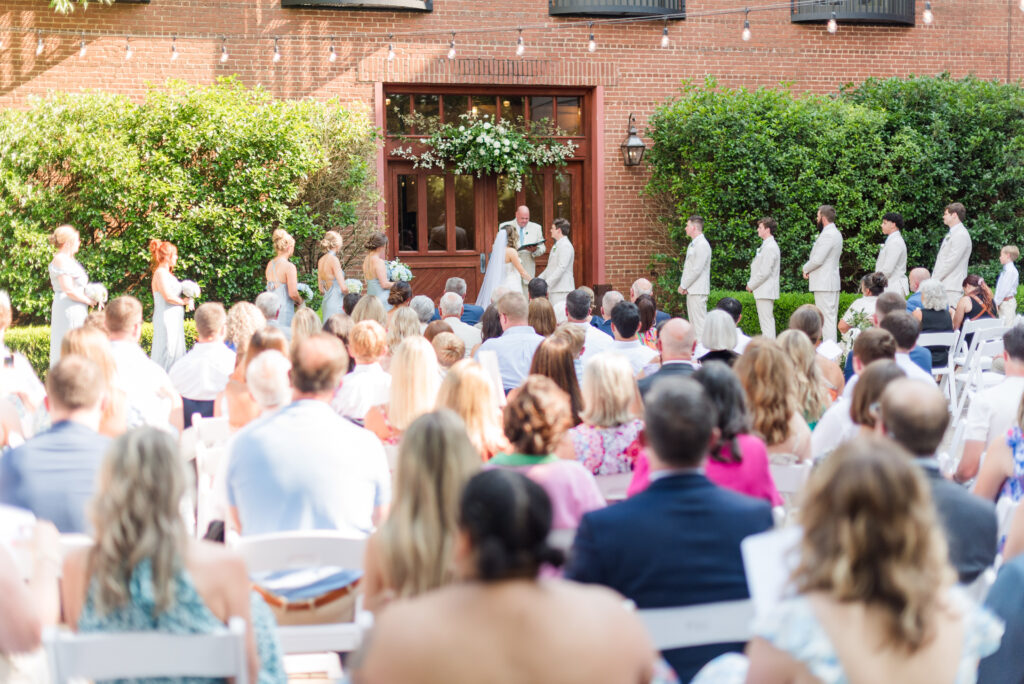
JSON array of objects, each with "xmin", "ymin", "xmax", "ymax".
[{"xmin": 1, "ymin": 0, "xmax": 1017, "ymax": 298}]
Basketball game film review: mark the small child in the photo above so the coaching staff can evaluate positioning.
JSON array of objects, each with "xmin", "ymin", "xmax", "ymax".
[{"xmin": 995, "ymin": 245, "xmax": 1020, "ymax": 326}]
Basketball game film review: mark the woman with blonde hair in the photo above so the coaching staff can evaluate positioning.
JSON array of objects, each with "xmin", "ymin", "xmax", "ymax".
[
  {"xmin": 352, "ymin": 294, "xmax": 388, "ymax": 328},
  {"xmin": 733, "ymin": 337, "xmax": 812, "ymax": 463},
  {"xmin": 788, "ymin": 304, "xmax": 845, "ymax": 401},
  {"xmin": 777, "ymin": 329, "xmax": 829, "ymax": 428},
  {"xmin": 290, "ymin": 307, "xmax": 321, "ymax": 350},
  {"xmin": 266, "ymin": 228, "xmax": 301, "ymax": 330},
  {"xmin": 224, "ymin": 302, "xmax": 266, "ymax": 357},
  {"xmin": 363, "ymin": 232, "xmax": 395, "ymax": 310},
  {"xmin": 366, "ymin": 336, "xmax": 441, "ymax": 448},
  {"xmin": 149, "ymin": 238, "xmax": 192, "ymax": 371},
  {"xmin": 216, "ymin": 327, "xmax": 289, "ymax": 430},
  {"xmin": 318, "ymin": 230, "xmax": 348, "ymax": 319},
  {"xmin": 48, "ymin": 225, "xmax": 98, "ymax": 367},
  {"xmin": 362, "ymin": 410, "xmax": 480, "ymax": 613},
  {"xmin": 386, "ymin": 307, "xmax": 422, "ymax": 355},
  {"xmin": 61, "ymin": 326, "xmax": 127, "ymax": 437},
  {"xmin": 61, "ymin": 428, "xmax": 285, "ymax": 683},
  {"xmin": 437, "ymin": 359, "xmax": 510, "ymax": 461}
]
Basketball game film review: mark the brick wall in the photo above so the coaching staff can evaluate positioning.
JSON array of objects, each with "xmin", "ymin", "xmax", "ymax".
[{"xmin": 1, "ymin": 0, "xmax": 1017, "ymax": 293}]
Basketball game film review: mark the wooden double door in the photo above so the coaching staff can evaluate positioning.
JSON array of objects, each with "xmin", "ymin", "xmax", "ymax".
[{"xmin": 386, "ymin": 162, "xmax": 584, "ymax": 302}]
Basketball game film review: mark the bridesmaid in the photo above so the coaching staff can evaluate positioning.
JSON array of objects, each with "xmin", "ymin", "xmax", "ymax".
[
  {"xmin": 318, "ymin": 230, "xmax": 348, "ymax": 319},
  {"xmin": 266, "ymin": 229, "xmax": 301, "ymax": 329},
  {"xmin": 363, "ymin": 232, "xmax": 395, "ymax": 311},
  {"xmin": 48, "ymin": 225, "xmax": 97, "ymax": 367},
  {"xmin": 150, "ymin": 239, "xmax": 191, "ymax": 371}
]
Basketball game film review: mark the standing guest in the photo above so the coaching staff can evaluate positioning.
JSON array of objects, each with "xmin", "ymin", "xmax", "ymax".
[
  {"xmin": 224, "ymin": 301, "xmax": 266, "ymax": 356},
  {"xmin": 594, "ymin": 290, "xmax": 624, "ymax": 338},
  {"xmin": 746, "ymin": 216, "xmax": 781, "ymax": 338},
  {"xmin": 438, "ymin": 292, "xmax": 481, "ymax": 358},
  {"xmin": 266, "ymin": 228, "xmax": 301, "ymax": 330},
  {"xmin": 474, "ymin": 293, "xmax": 544, "ymax": 393},
  {"xmin": 776, "ymin": 329, "xmax": 829, "ymax": 429},
  {"xmin": 527, "ymin": 277, "xmax": 548, "ymax": 300},
  {"xmin": 677, "ymin": 215, "xmax": 712, "ymax": 337},
  {"xmin": 876, "ymin": 212, "xmax": 909, "ymax": 296},
  {"xmin": 837, "ymin": 272, "xmax": 888, "ymax": 339},
  {"xmin": 386, "ymin": 281, "xmax": 413, "ymax": 328},
  {"xmin": 952, "ymin": 273, "xmax": 997, "ymax": 333},
  {"xmin": 352, "ymin": 293, "xmax": 388, "ymax": 328},
  {"xmin": 537, "ymin": 218, "xmax": 576, "ymax": 323},
  {"xmin": 608, "ymin": 301, "xmax": 658, "ymax": 376},
  {"xmin": 332, "ymin": 320, "xmax": 391, "ymax": 422},
  {"xmin": 788, "ymin": 304, "xmax": 845, "ymax": 400},
  {"xmin": 802, "ymin": 204, "xmax": 844, "ymax": 343},
  {"xmin": 489, "ymin": 376, "xmax": 603, "ymax": 529},
  {"xmin": 734, "ymin": 338, "xmax": 812, "ymax": 463},
  {"xmin": 696, "ymin": 309, "xmax": 740, "ymax": 367},
  {"xmin": 366, "ymin": 337, "xmax": 440, "ymax": 448},
  {"xmin": 361, "ymin": 411, "xmax": 479, "ymax": 613},
  {"xmin": 441, "ymin": 277, "xmax": 484, "ymax": 325},
  {"xmin": 216, "ymin": 327, "xmax": 288, "ymax": 431},
  {"xmin": 499, "ymin": 205, "xmax": 546, "ymax": 297},
  {"xmin": 149, "ymin": 238, "xmax": 191, "ymax": 371},
  {"xmin": 61, "ymin": 327, "xmax": 127, "ymax": 437},
  {"xmin": 318, "ymin": 230, "xmax": 348, "ymax": 319},
  {"xmin": 996, "ymin": 245, "xmax": 1020, "ymax": 326},
  {"xmin": 879, "ymin": 311, "xmax": 936, "ymax": 383},
  {"xmin": 363, "ymin": 232, "xmax": 396, "ymax": 311},
  {"xmin": 630, "ymin": 278, "xmax": 671, "ymax": 324},
  {"xmin": 254, "ymin": 290, "xmax": 290, "ymax": 341},
  {"xmin": 343, "ymin": 292, "xmax": 362, "ymax": 317},
  {"xmin": 567, "ymin": 378, "xmax": 773, "ymax": 682},
  {"xmin": 290, "ymin": 307, "xmax": 321, "ymax": 351},
  {"xmin": 352, "ymin": 469, "xmax": 661, "ymax": 684},
  {"xmin": 48, "ymin": 225, "xmax": 97, "ymax": 367},
  {"xmin": 0, "ymin": 356, "xmax": 108, "ymax": 533},
  {"xmin": 423, "ymin": 320, "xmax": 453, "ymax": 343},
  {"xmin": 437, "ymin": 360, "xmax": 510, "ymax": 461},
  {"xmin": 431, "ymin": 333, "xmax": 464, "ymax": 372},
  {"xmin": 530, "ymin": 336, "xmax": 583, "ymax": 426},
  {"xmin": 905, "ymin": 266, "xmax": 932, "ymax": 313},
  {"xmin": 169, "ymin": 302, "xmax": 236, "ymax": 428},
  {"xmin": 63, "ymin": 429, "xmax": 285, "ymax": 683},
  {"xmin": 528, "ymin": 297, "xmax": 557, "ymax": 336},
  {"xmin": 913, "ymin": 278, "xmax": 955, "ymax": 368},
  {"xmin": 637, "ymin": 318, "xmax": 697, "ymax": 399},
  {"xmin": 565, "ymin": 288, "xmax": 613, "ymax": 364},
  {"xmin": 635, "ymin": 294, "xmax": 659, "ymax": 351},
  {"xmin": 933, "ymin": 202, "xmax": 973, "ymax": 308},
  {"xmin": 410, "ymin": 295, "xmax": 435, "ymax": 332}
]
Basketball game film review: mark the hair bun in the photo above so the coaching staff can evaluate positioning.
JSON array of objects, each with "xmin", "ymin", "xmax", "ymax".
[{"xmin": 148, "ymin": 238, "xmax": 162, "ymax": 257}]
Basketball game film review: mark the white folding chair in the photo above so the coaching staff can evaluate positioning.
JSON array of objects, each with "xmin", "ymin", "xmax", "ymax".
[
  {"xmin": 953, "ymin": 328, "xmax": 1006, "ymax": 419},
  {"xmin": 595, "ymin": 472, "xmax": 633, "ymax": 502},
  {"xmin": 547, "ymin": 528, "xmax": 576, "ymax": 554},
  {"xmin": 918, "ymin": 331, "xmax": 960, "ymax": 408},
  {"xmin": 44, "ymin": 617, "xmax": 248, "ymax": 683},
  {"xmin": 191, "ymin": 415, "xmax": 232, "ymax": 538},
  {"xmin": 638, "ymin": 599, "xmax": 754, "ymax": 651},
  {"xmin": 952, "ymin": 319, "xmax": 1004, "ymax": 366},
  {"xmin": 769, "ymin": 462, "xmax": 811, "ymax": 507}
]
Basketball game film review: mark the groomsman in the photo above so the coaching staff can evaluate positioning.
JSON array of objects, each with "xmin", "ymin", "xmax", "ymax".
[
  {"xmin": 876, "ymin": 212, "xmax": 909, "ymax": 297},
  {"xmin": 802, "ymin": 205, "xmax": 843, "ymax": 343},
  {"xmin": 677, "ymin": 215, "xmax": 712, "ymax": 337},
  {"xmin": 933, "ymin": 202, "xmax": 972, "ymax": 308},
  {"xmin": 499, "ymin": 205, "xmax": 545, "ymax": 298},
  {"xmin": 746, "ymin": 217, "xmax": 781, "ymax": 338},
  {"xmin": 538, "ymin": 218, "xmax": 576, "ymax": 323}
]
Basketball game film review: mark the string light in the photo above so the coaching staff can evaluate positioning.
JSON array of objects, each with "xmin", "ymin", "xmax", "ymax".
[
  {"xmin": 219, "ymin": 37, "xmax": 228, "ymax": 62},
  {"xmin": 447, "ymin": 32, "xmax": 456, "ymax": 59},
  {"xmin": 827, "ymin": 11, "xmax": 838, "ymax": 34},
  {"xmin": 79, "ymin": 33, "xmax": 87, "ymax": 58},
  {"xmin": 272, "ymin": 37, "xmax": 281, "ymax": 62},
  {"xmin": 329, "ymin": 37, "xmax": 338, "ymax": 62},
  {"xmin": 387, "ymin": 34, "xmax": 396, "ymax": 61},
  {"xmin": 35, "ymin": 32, "xmax": 43, "ymax": 56},
  {"xmin": 922, "ymin": 1, "xmax": 933, "ymax": 24},
  {"xmin": 742, "ymin": 9, "xmax": 752, "ymax": 41},
  {"xmin": 660, "ymin": 22, "xmax": 669, "ymax": 48},
  {"xmin": 124, "ymin": 36, "xmax": 133, "ymax": 60},
  {"xmin": 170, "ymin": 36, "xmax": 178, "ymax": 61},
  {"xmin": 516, "ymin": 29, "xmax": 525, "ymax": 56},
  {"xmin": 588, "ymin": 23, "xmax": 596, "ymax": 53}
]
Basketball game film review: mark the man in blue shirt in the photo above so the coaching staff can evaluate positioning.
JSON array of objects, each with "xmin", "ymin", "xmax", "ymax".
[
  {"xmin": 474, "ymin": 292, "xmax": 544, "ymax": 392},
  {"xmin": 844, "ymin": 292, "xmax": 931, "ymax": 381},
  {"xmin": 432, "ymin": 277, "xmax": 484, "ymax": 325},
  {"xmin": 904, "ymin": 267, "xmax": 930, "ymax": 313},
  {"xmin": 592, "ymin": 290, "xmax": 624, "ymax": 338},
  {"xmin": 0, "ymin": 355, "xmax": 109, "ymax": 533},
  {"xmin": 630, "ymin": 278, "xmax": 671, "ymax": 324}
]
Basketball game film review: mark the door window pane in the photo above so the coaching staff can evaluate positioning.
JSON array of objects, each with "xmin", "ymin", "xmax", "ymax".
[
  {"xmin": 530, "ymin": 96, "xmax": 553, "ymax": 124},
  {"xmin": 385, "ymin": 93, "xmax": 410, "ymax": 135},
  {"xmin": 556, "ymin": 96, "xmax": 582, "ymax": 135},
  {"xmin": 426, "ymin": 175, "xmax": 447, "ymax": 252},
  {"xmin": 471, "ymin": 95, "xmax": 497, "ymax": 121},
  {"xmin": 554, "ymin": 171, "xmax": 573, "ymax": 226},
  {"xmin": 453, "ymin": 175, "xmax": 475, "ymax": 251},
  {"xmin": 443, "ymin": 95, "xmax": 469, "ymax": 123},
  {"xmin": 397, "ymin": 174, "xmax": 418, "ymax": 252},
  {"xmin": 497, "ymin": 175, "xmax": 519, "ymax": 230},
  {"xmin": 414, "ymin": 94, "xmax": 440, "ymax": 132},
  {"xmin": 500, "ymin": 96, "xmax": 525, "ymax": 124}
]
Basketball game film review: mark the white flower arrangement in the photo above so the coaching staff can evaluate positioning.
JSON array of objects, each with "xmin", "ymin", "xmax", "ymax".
[
  {"xmin": 84, "ymin": 282, "xmax": 107, "ymax": 307},
  {"xmin": 296, "ymin": 283, "xmax": 315, "ymax": 301},
  {"xmin": 344, "ymin": 278, "xmax": 363, "ymax": 294},
  {"xmin": 387, "ymin": 259, "xmax": 414, "ymax": 282},
  {"xmin": 180, "ymin": 280, "xmax": 201, "ymax": 299}
]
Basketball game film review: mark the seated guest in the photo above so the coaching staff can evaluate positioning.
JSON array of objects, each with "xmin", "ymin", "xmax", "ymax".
[
  {"xmin": 0, "ymin": 521, "xmax": 59, "ymax": 659},
  {"xmin": 216, "ymin": 327, "xmax": 288, "ymax": 431},
  {"xmin": 630, "ymin": 278, "xmax": 670, "ymax": 324},
  {"xmin": 352, "ymin": 294, "xmax": 388, "ymax": 328},
  {"xmin": 553, "ymin": 322, "xmax": 586, "ymax": 380},
  {"xmin": 0, "ymin": 356, "xmax": 108, "ymax": 533},
  {"xmin": 474, "ymin": 293, "xmax": 544, "ymax": 393},
  {"xmin": 788, "ymin": 304, "xmax": 845, "ymax": 400},
  {"xmin": 362, "ymin": 411, "xmax": 479, "ymax": 613},
  {"xmin": 61, "ymin": 326, "xmax": 127, "ymax": 437},
  {"xmin": 953, "ymin": 273, "xmax": 997, "ymax": 333},
  {"xmin": 63, "ymin": 428, "xmax": 285, "ymax": 682},
  {"xmin": 837, "ymin": 271, "xmax": 887, "ymax": 339},
  {"xmin": 879, "ymin": 311, "xmax": 935, "ymax": 381},
  {"xmin": 386, "ymin": 281, "xmax": 413, "ymax": 329},
  {"xmin": 565, "ymin": 288, "xmax": 613, "ymax": 364},
  {"xmin": 246, "ymin": 350, "xmax": 293, "ymax": 414},
  {"xmin": 224, "ymin": 301, "xmax": 266, "ymax": 355},
  {"xmin": 635, "ymin": 294, "xmax": 659, "ymax": 350},
  {"xmin": 594, "ymin": 290, "xmax": 624, "ymax": 338},
  {"xmin": 528, "ymin": 277, "xmax": 548, "ymax": 300},
  {"xmin": 255, "ymin": 290, "xmax": 291, "ymax": 341},
  {"xmin": 410, "ymin": 295, "xmax": 435, "ymax": 332},
  {"xmin": 972, "ymin": 389, "xmax": 1024, "ymax": 506},
  {"xmin": 228, "ymin": 333, "xmax": 390, "ymax": 624},
  {"xmin": 343, "ymin": 292, "xmax": 362, "ymax": 316},
  {"xmin": 980, "ymin": 551, "xmax": 1024, "ymax": 683},
  {"xmin": 0, "ymin": 289, "xmax": 46, "ymax": 420},
  {"xmin": 734, "ymin": 338, "xmax": 812, "ymax": 463},
  {"xmin": 489, "ymin": 375, "xmax": 603, "ymax": 528},
  {"xmin": 332, "ymin": 320, "xmax": 391, "ymax": 421},
  {"xmin": 848, "ymin": 360, "xmax": 906, "ymax": 440},
  {"xmin": 437, "ymin": 360, "xmax": 510, "ymax": 461},
  {"xmin": 566, "ymin": 377, "xmax": 773, "ymax": 682},
  {"xmin": 879, "ymin": 379, "xmax": 997, "ymax": 584},
  {"xmin": 438, "ymin": 292, "xmax": 481, "ymax": 357},
  {"xmin": 366, "ymin": 337, "xmax": 440, "ymax": 447},
  {"xmin": 695, "ymin": 297, "xmax": 751, "ymax": 356},
  {"xmin": 530, "ymin": 336, "xmax": 583, "ymax": 426},
  {"xmin": 323, "ymin": 313, "xmax": 355, "ymax": 372},
  {"xmin": 776, "ymin": 330, "xmax": 828, "ymax": 428},
  {"xmin": 477, "ymin": 304, "xmax": 502, "ymax": 342},
  {"xmin": 696, "ymin": 309, "xmax": 740, "ymax": 367},
  {"xmin": 608, "ymin": 301, "xmax": 658, "ymax": 376},
  {"xmin": 431, "ymin": 332, "xmax": 465, "ymax": 372},
  {"xmin": 385, "ymin": 308, "xmax": 422, "ymax": 363},
  {"xmin": 637, "ymin": 318, "xmax": 697, "ymax": 399},
  {"xmin": 913, "ymin": 277, "xmax": 955, "ymax": 367},
  {"xmin": 840, "ymin": 291, "xmax": 926, "ymax": 381},
  {"xmin": 290, "ymin": 307, "xmax": 321, "ymax": 350},
  {"xmin": 905, "ymin": 266, "xmax": 931, "ymax": 313},
  {"xmin": 696, "ymin": 436, "xmax": 1001, "ymax": 682},
  {"xmin": 352, "ymin": 469, "xmax": 661, "ymax": 684},
  {"xmin": 442, "ymin": 276, "xmax": 484, "ymax": 325},
  {"xmin": 423, "ymin": 320, "xmax": 453, "ymax": 343},
  {"xmin": 169, "ymin": 302, "xmax": 236, "ymax": 428},
  {"xmin": 528, "ymin": 297, "xmax": 557, "ymax": 336}
]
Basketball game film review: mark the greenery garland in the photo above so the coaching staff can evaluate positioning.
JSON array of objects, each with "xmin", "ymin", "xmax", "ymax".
[{"xmin": 49, "ymin": 0, "xmax": 112, "ymax": 13}]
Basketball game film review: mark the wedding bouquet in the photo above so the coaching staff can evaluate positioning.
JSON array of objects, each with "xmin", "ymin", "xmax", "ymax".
[
  {"xmin": 345, "ymin": 278, "xmax": 363, "ymax": 294},
  {"xmin": 180, "ymin": 280, "xmax": 201, "ymax": 300},
  {"xmin": 84, "ymin": 282, "xmax": 107, "ymax": 307},
  {"xmin": 296, "ymin": 283, "xmax": 315, "ymax": 301},
  {"xmin": 387, "ymin": 259, "xmax": 414, "ymax": 282}
]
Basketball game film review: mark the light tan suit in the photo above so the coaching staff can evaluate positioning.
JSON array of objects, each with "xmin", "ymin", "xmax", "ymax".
[
  {"xmin": 802, "ymin": 223, "xmax": 843, "ymax": 343},
  {"xmin": 748, "ymin": 236, "xmax": 780, "ymax": 338},
  {"xmin": 933, "ymin": 223, "xmax": 972, "ymax": 308},
  {"xmin": 876, "ymin": 230, "xmax": 909, "ymax": 297},
  {"xmin": 679, "ymin": 232, "xmax": 712, "ymax": 337}
]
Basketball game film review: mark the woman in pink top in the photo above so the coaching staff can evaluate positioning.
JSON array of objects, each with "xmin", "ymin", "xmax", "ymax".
[
  {"xmin": 628, "ymin": 361, "xmax": 783, "ymax": 506},
  {"xmin": 488, "ymin": 375, "xmax": 604, "ymax": 529}
]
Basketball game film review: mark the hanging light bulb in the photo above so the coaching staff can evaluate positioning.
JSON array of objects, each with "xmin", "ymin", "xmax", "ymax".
[
  {"xmin": 329, "ymin": 37, "xmax": 338, "ymax": 62},
  {"xmin": 827, "ymin": 11, "xmax": 838, "ymax": 34},
  {"xmin": 220, "ymin": 37, "xmax": 229, "ymax": 63},
  {"xmin": 742, "ymin": 9, "xmax": 752, "ymax": 41},
  {"xmin": 516, "ymin": 29, "xmax": 525, "ymax": 56},
  {"xmin": 35, "ymin": 32, "xmax": 43, "ymax": 56},
  {"xmin": 79, "ymin": 33, "xmax": 87, "ymax": 58},
  {"xmin": 272, "ymin": 37, "xmax": 281, "ymax": 62},
  {"xmin": 387, "ymin": 35, "xmax": 396, "ymax": 61},
  {"xmin": 125, "ymin": 37, "xmax": 133, "ymax": 60},
  {"xmin": 447, "ymin": 32, "xmax": 456, "ymax": 60},
  {"xmin": 922, "ymin": 1, "xmax": 933, "ymax": 24},
  {"xmin": 170, "ymin": 36, "xmax": 179, "ymax": 61},
  {"xmin": 588, "ymin": 23, "xmax": 596, "ymax": 53},
  {"xmin": 660, "ymin": 23, "xmax": 670, "ymax": 48}
]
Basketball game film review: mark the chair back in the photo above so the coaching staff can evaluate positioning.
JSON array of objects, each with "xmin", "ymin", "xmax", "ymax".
[
  {"xmin": 231, "ymin": 530, "xmax": 367, "ymax": 574},
  {"xmin": 595, "ymin": 472, "xmax": 633, "ymax": 502},
  {"xmin": 193, "ymin": 415, "xmax": 232, "ymax": 447},
  {"xmin": 44, "ymin": 617, "xmax": 248, "ymax": 683},
  {"xmin": 638, "ymin": 599, "xmax": 754, "ymax": 651},
  {"xmin": 769, "ymin": 462, "xmax": 812, "ymax": 499}
]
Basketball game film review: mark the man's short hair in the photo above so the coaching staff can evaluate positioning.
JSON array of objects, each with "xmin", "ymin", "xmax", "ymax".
[
  {"xmin": 880, "ymin": 378, "xmax": 950, "ymax": 456},
  {"xmin": 853, "ymin": 328, "xmax": 897, "ymax": 366},
  {"xmin": 610, "ymin": 301, "xmax": 641, "ymax": 339},
  {"xmin": 254, "ymin": 291, "xmax": 281, "ymax": 320},
  {"xmin": 0, "ymin": 290, "xmax": 11, "ymax": 331},
  {"xmin": 758, "ymin": 217, "xmax": 777, "ymax": 235},
  {"xmin": 879, "ymin": 311, "xmax": 919, "ymax": 351},
  {"xmin": 444, "ymin": 277, "xmax": 468, "ymax": 298},
  {"xmin": 439, "ymin": 292, "xmax": 464, "ymax": 317},
  {"xmin": 342, "ymin": 293, "xmax": 361, "ymax": 316},
  {"xmin": 553, "ymin": 217, "xmax": 571, "ymax": 238},
  {"xmin": 46, "ymin": 355, "xmax": 103, "ymax": 411},
  {"xmin": 528, "ymin": 278, "xmax": 549, "ymax": 300},
  {"xmin": 602, "ymin": 290, "xmax": 624, "ymax": 316},
  {"xmin": 432, "ymin": 332, "xmax": 465, "ymax": 368},
  {"xmin": 631, "ymin": 278, "xmax": 653, "ymax": 299},
  {"xmin": 1003, "ymin": 245, "xmax": 1020, "ymax": 262},
  {"xmin": 1004, "ymin": 324, "xmax": 1024, "ymax": 363},
  {"xmin": 874, "ymin": 292, "xmax": 905, "ymax": 321},
  {"xmin": 644, "ymin": 378, "xmax": 718, "ymax": 468},
  {"xmin": 715, "ymin": 297, "xmax": 742, "ymax": 324},
  {"xmin": 290, "ymin": 333, "xmax": 348, "ymax": 394},
  {"xmin": 246, "ymin": 350, "xmax": 293, "ymax": 410},
  {"xmin": 565, "ymin": 288, "xmax": 593, "ymax": 321},
  {"xmin": 818, "ymin": 205, "xmax": 837, "ymax": 223},
  {"xmin": 104, "ymin": 296, "xmax": 142, "ymax": 335},
  {"xmin": 882, "ymin": 212, "xmax": 904, "ymax": 230},
  {"xmin": 194, "ymin": 302, "xmax": 226, "ymax": 339},
  {"xmin": 945, "ymin": 202, "xmax": 966, "ymax": 222},
  {"xmin": 410, "ymin": 295, "xmax": 435, "ymax": 324},
  {"xmin": 687, "ymin": 215, "xmax": 704, "ymax": 231},
  {"xmin": 497, "ymin": 292, "xmax": 529, "ymax": 322}
]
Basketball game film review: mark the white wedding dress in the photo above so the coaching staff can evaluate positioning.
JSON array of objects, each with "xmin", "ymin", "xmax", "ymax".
[
  {"xmin": 500, "ymin": 260, "xmax": 524, "ymax": 294},
  {"xmin": 477, "ymin": 228, "xmax": 525, "ymax": 308}
]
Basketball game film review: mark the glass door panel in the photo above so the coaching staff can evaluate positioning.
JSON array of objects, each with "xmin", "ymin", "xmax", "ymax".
[
  {"xmin": 453, "ymin": 175, "xmax": 475, "ymax": 251},
  {"xmin": 396, "ymin": 174, "xmax": 418, "ymax": 252},
  {"xmin": 426, "ymin": 175, "xmax": 447, "ymax": 251}
]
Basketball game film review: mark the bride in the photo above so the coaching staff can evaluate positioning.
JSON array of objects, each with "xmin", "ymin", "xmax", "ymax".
[{"xmin": 476, "ymin": 228, "xmax": 532, "ymax": 307}]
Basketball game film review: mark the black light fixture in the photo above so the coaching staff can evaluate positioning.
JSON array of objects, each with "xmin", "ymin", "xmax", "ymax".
[{"xmin": 621, "ymin": 113, "xmax": 645, "ymax": 167}]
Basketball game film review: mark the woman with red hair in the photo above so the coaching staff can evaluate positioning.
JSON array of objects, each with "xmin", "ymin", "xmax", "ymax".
[{"xmin": 150, "ymin": 239, "xmax": 192, "ymax": 370}]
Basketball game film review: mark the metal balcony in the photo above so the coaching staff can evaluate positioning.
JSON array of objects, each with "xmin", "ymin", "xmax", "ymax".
[
  {"xmin": 282, "ymin": 0, "xmax": 431, "ymax": 10},
  {"xmin": 791, "ymin": 0, "xmax": 915, "ymax": 25},
  {"xmin": 549, "ymin": 0, "xmax": 684, "ymax": 17}
]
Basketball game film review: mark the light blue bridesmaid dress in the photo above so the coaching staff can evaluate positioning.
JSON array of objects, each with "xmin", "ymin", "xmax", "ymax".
[
  {"xmin": 320, "ymin": 251, "xmax": 345, "ymax": 319},
  {"xmin": 266, "ymin": 259, "xmax": 295, "ymax": 330}
]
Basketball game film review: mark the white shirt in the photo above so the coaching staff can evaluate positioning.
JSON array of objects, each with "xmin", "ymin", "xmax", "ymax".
[
  {"xmin": 608, "ymin": 339, "xmax": 658, "ymax": 376},
  {"xmin": 168, "ymin": 342, "xmax": 236, "ymax": 401},
  {"xmin": 895, "ymin": 352, "xmax": 935, "ymax": 384},
  {"xmin": 109, "ymin": 340, "xmax": 176, "ymax": 431},
  {"xmin": 577, "ymin": 321, "xmax": 614, "ymax": 364},
  {"xmin": 811, "ymin": 376, "xmax": 858, "ymax": 460},
  {"xmin": 331, "ymin": 363, "xmax": 392, "ymax": 420},
  {"xmin": 965, "ymin": 376, "xmax": 1024, "ymax": 445},
  {"xmin": 443, "ymin": 316, "xmax": 483, "ymax": 358},
  {"xmin": 996, "ymin": 263, "xmax": 1020, "ymax": 303}
]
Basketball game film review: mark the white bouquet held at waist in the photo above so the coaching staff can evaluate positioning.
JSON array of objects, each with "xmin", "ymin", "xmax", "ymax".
[
  {"xmin": 180, "ymin": 280, "xmax": 201, "ymax": 300},
  {"xmin": 84, "ymin": 283, "xmax": 108, "ymax": 307},
  {"xmin": 296, "ymin": 283, "xmax": 315, "ymax": 301},
  {"xmin": 387, "ymin": 259, "xmax": 414, "ymax": 282},
  {"xmin": 345, "ymin": 278, "xmax": 363, "ymax": 294}
]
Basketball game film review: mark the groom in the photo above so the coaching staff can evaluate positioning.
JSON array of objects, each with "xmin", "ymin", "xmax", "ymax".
[
  {"xmin": 538, "ymin": 218, "xmax": 575, "ymax": 323},
  {"xmin": 499, "ymin": 205, "xmax": 545, "ymax": 297}
]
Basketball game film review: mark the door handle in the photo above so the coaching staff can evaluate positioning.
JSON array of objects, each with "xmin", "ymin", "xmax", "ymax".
[{"xmin": 480, "ymin": 252, "xmax": 487, "ymax": 273}]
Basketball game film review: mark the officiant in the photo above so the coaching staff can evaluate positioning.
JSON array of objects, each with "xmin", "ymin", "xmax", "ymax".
[{"xmin": 498, "ymin": 205, "xmax": 545, "ymax": 297}]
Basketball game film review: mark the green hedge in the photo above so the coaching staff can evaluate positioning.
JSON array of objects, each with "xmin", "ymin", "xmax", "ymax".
[{"xmin": 7, "ymin": 321, "xmax": 198, "ymax": 379}]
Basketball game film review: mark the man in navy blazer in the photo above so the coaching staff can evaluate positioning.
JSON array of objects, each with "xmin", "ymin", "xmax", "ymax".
[
  {"xmin": 565, "ymin": 378, "xmax": 773, "ymax": 682},
  {"xmin": 637, "ymin": 318, "xmax": 697, "ymax": 400}
]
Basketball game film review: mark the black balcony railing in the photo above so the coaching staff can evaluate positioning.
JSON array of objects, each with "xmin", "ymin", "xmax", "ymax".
[
  {"xmin": 282, "ymin": 0, "xmax": 431, "ymax": 10},
  {"xmin": 791, "ymin": 0, "xmax": 915, "ymax": 25},
  {"xmin": 549, "ymin": 0, "xmax": 683, "ymax": 17}
]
